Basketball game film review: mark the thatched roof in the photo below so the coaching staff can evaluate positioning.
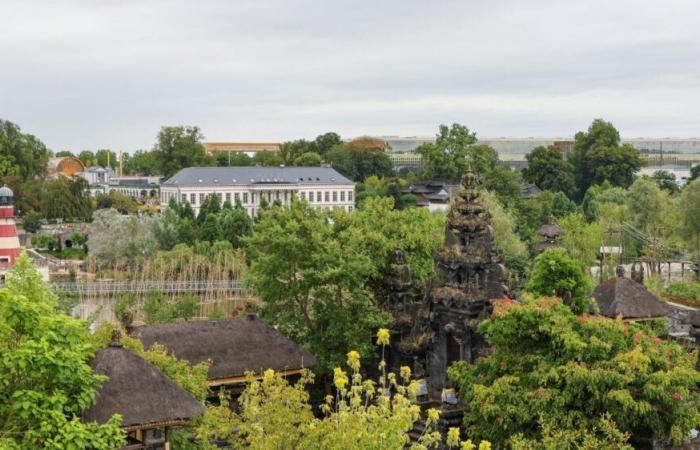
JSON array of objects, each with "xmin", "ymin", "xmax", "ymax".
[
  {"xmin": 82, "ymin": 340, "xmax": 205, "ymax": 429},
  {"xmin": 537, "ymin": 223, "xmax": 564, "ymax": 238},
  {"xmin": 688, "ymin": 310, "xmax": 700, "ymax": 328},
  {"xmin": 133, "ymin": 316, "xmax": 317, "ymax": 382},
  {"xmin": 593, "ymin": 276, "xmax": 670, "ymax": 320}
]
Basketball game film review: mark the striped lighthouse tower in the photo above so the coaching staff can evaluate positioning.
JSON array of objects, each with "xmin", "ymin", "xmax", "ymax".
[{"xmin": 0, "ymin": 186, "xmax": 21, "ymax": 267}]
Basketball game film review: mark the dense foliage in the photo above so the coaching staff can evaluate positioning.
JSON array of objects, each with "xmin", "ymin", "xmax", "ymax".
[
  {"xmin": 525, "ymin": 248, "xmax": 591, "ymax": 314},
  {"xmin": 449, "ymin": 295, "xmax": 700, "ymax": 448},
  {"xmin": 0, "ymin": 254, "xmax": 125, "ymax": 449},
  {"xmin": 245, "ymin": 198, "xmax": 444, "ymax": 373},
  {"xmin": 152, "ymin": 126, "xmax": 215, "ymax": 178}
]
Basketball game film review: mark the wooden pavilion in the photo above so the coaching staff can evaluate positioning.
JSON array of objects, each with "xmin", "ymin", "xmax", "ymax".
[
  {"xmin": 132, "ymin": 315, "xmax": 317, "ymax": 388},
  {"xmin": 82, "ymin": 331, "xmax": 205, "ymax": 449}
]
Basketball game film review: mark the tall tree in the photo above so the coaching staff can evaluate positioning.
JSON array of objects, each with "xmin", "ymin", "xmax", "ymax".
[
  {"xmin": 652, "ymin": 170, "xmax": 679, "ymax": 193},
  {"xmin": 95, "ymin": 149, "xmax": 117, "ymax": 169},
  {"xmin": 416, "ymin": 124, "xmax": 497, "ymax": 182},
  {"xmin": 153, "ymin": 126, "xmax": 214, "ymax": 178},
  {"xmin": 570, "ymin": 119, "xmax": 642, "ymax": 196},
  {"xmin": 78, "ymin": 150, "xmax": 97, "ymax": 167},
  {"xmin": 0, "ymin": 253, "xmax": 126, "ymax": 448},
  {"xmin": 525, "ymin": 247, "xmax": 591, "ymax": 313},
  {"xmin": 123, "ymin": 150, "xmax": 158, "ymax": 175},
  {"xmin": 522, "ymin": 145, "xmax": 576, "ymax": 196},
  {"xmin": 0, "ymin": 119, "xmax": 50, "ymax": 179},
  {"xmin": 677, "ymin": 179, "xmax": 700, "ymax": 255},
  {"xmin": 314, "ymin": 132, "xmax": 342, "ymax": 156},
  {"xmin": 449, "ymin": 295, "xmax": 700, "ymax": 448},
  {"xmin": 279, "ymin": 139, "xmax": 315, "ymax": 166},
  {"xmin": 293, "ymin": 151, "xmax": 322, "ymax": 167},
  {"xmin": 245, "ymin": 201, "xmax": 390, "ymax": 373}
]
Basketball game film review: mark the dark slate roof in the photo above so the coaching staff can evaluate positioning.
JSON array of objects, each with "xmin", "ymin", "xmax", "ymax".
[
  {"xmin": 133, "ymin": 316, "xmax": 317, "ymax": 381},
  {"xmin": 521, "ymin": 183, "xmax": 542, "ymax": 198},
  {"xmin": 82, "ymin": 344, "xmax": 205, "ymax": 428},
  {"xmin": 593, "ymin": 276, "xmax": 670, "ymax": 319},
  {"xmin": 162, "ymin": 167, "xmax": 353, "ymax": 187}
]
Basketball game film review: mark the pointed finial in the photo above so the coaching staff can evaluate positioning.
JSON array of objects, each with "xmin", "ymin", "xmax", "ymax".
[{"xmin": 109, "ymin": 329, "xmax": 123, "ymax": 348}]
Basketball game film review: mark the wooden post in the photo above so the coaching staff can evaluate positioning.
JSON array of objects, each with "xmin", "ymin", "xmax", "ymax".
[{"xmin": 164, "ymin": 427, "xmax": 170, "ymax": 450}]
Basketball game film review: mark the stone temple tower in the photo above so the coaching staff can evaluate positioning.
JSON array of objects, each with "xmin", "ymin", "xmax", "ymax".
[
  {"xmin": 0, "ymin": 186, "xmax": 22, "ymax": 267},
  {"xmin": 426, "ymin": 171, "xmax": 507, "ymax": 389}
]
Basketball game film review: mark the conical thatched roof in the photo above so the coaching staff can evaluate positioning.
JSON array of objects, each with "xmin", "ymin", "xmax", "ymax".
[
  {"xmin": 133, "ymin": 316, "xmax": 317, "ymax": 383},
  {"xmin": 82, "ymin": 339, "xmax": 205, "ymax": 429},
  {"xmin": 593, "ymin": 276, "xmax": 670, "ymax": 320},
  {"xmin": 537, "ymin": 223, "xmax": 564, "ymax": 238}
]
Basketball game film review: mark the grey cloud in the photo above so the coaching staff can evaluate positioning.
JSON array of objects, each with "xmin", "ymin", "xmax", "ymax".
[{"xmin": 0, "ymin": 0, "xmax": 699, "ymax": 151}]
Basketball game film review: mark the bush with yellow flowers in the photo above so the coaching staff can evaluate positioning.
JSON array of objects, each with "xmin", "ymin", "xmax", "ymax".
[{"xmin": 193, "ymin": 328, "xmax": 491, "ymax": 450}]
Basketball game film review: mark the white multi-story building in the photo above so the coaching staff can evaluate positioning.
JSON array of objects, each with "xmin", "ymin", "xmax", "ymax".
[{"xmin": 160, "ymin": 167, "xmax": 355, "ymax": 217}]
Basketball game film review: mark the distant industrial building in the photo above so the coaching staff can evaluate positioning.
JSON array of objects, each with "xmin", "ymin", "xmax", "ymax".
[
  {"xmin": 160, "ymin": 166, "xmax": 355, "ymax": 217},
  {"xmin": 203, "ymin": 142, "xmax": 280, "ymax": 155}
]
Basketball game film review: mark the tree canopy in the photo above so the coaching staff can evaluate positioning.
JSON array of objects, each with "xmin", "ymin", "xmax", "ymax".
[
  {"xmin": 153, "ymin": 126, "xmax": 215, "ymax": 178},
  {"xmin": 523, "ymin": 145, "xmax": 576, "ymax": 197},
  {"xmin": 449, "ymin": 295, "xmax": 700, "ymax": 448},
  {"xmin": 570, "ymin": 119, "xmax": 642, "ymax": 196},
  {"xmin": 0, "ymin": 119, "xmax": 50, "ymax": 179},
  {"xmin": 0, "ymin": 253, "xmax": 126, "ymax": 449}
]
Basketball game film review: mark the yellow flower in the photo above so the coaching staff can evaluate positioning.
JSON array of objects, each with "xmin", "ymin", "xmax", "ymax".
[
  {"xmin": 263, "ymin": 369, "xmax": 275, "ymax": 382},
  {"xmin": 333, "ymin": 367, "xmax": 348, "ymax": 391},
  {"xmin": 400, "ymin": 366, "xmax": 411, "ymax": 383},
  {"xmin": 426, "ymin": 408, "xmax": 440, "ymax": 423},
  {"xmin": 446, "ymin": 427, "xmax": 460, "ymax": 447},
  {"xmin": 346, "ymin": 350, "xmax": 361, "ymax": 371},
  {"xmin": 461, "ymin": 440, "xmax": 475, "ymax": 450},
  {"xmin": 376, "ymin": 328, "xmax": 391, "ymax": 346},
  {"xmin": 478, "ymin": 441, "xmax": 492, "ymax": 450}
]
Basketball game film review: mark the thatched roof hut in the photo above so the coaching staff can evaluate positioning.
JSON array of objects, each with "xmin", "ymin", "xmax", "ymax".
[
  {"xmin": 133, "ymin": 316, "xmax": 317, "ymax": 386},
  {"xmin": 82, "ymin": 334, "xmax": 205, "ymax": 431},
  {"xmin": 593, "ymin": 271, "xmax": 670, "ymax": 320}
]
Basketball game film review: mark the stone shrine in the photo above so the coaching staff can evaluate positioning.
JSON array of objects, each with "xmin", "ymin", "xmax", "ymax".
[{"xmin": 386, "ymin": 171, "xmax": 508, "ymax": 396}]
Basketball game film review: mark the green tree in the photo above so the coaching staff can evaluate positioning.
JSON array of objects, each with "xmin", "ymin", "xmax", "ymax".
[
  {"xmin": 279, "ymin": 139, "xmax": 316, "ymax": 165},
  {"xmin": 480, "ymin": 191, "xmax": 529, "ymax": 280},
  {"xmin": 153, "ymin": 126, "xmax": 215, "ymax": 178},
  {"xmin": 550, "ymin": 191, "xmax": 577, "ymax": 218},
  {"xmin": 21, "ymin": 210, "xmax": 42, "ymax": 233},
  {"xmin": 652, "ymin": 170, "xmax": 679, "ymax": 193},
  {"xmin": 677, "ymin": 179, "xmax": 700, "ymax": 255},
  {"xmin": 293, "ymin": 151, "xmax": 322, "ymax": 167},
  {"xmin": 0, "ymin": 253, "xmax": 126, "ymax": 448},
  {"xmin": 41, "ymin": 177, "xmax": 93, "ymax": 221},
  {"xmin": 522, "ymin": 145, "xmax": 576, "ymax": 196},
  {"xmin": 582, "ymin": 187, "xmax": 601, "ymax": 223},
  {"xmin": 570, "ymin": 119, "xmax": 642, "ymax": 196},
  {"xmin": 253, "ymin": 151, "xmax": 284, "ymax": 167},
  {"xmin": 198, "ymin": 214, "xmax": 224, "ymax": 242},
  {"xmin": 482, "ymin": 165, "xmax": 523, "ymax": 208},
  {"xmin": 525, "ymin": 247, "xmax": 591, "ymax": 313},
  {"xmin": 326, "ymin": 144, "xmax": 358, "ymax": 180},
  {"xmin": 88, "ymin": 209, "xmax": 156, "ymax": 267},
  {"xmin": 245, "ymin": 201, "xmax": 390, "ymax": 373},
  {"xmin": 449, "ymin": 295, "xmax": 700, "ymax": 448},
  {"xmin": 688, "ymin": 165, "xmax": 700, "ymax": 183},
  {"xmin": 123, "ymin": 150, "xmax": 158, "ymax": 175},
  {"xmin": 95, "ymin": 149, "xmax": 117, "ymax": 169},
  {"xmin": 78, "ymin": 150, "xmax": 97, "ymax": 167},
  {"xmin": 314, "ymin": 132, "xmax": 342, "ymax": 156},
  {"xmin": 626, "ymin": 177, "xmax": 668, "ymax": 235},
  {"xmin": 55, "ymin": 150, "xmax": 74, "ymax": 157},
  {"xmin": 220, "ymin": 207, "xmax": 253, "ymax": 248},
  {"xmin": 216, "ymin": 152, "xmax": 252, "ymax": 167},
  {"xmin": 416, "ymin": 124, "xmax": 497, "ymax": 182},
  {"xmin": 197, "ymin": 194, "xmax": 221, "ymax": 224},
  {"xmin": 558, "ymin": 212, "xmax": 604, "ymax": 273},
  {"xmin": 0, "ymin": 119, "xmax": 50, "ymax": 179}
]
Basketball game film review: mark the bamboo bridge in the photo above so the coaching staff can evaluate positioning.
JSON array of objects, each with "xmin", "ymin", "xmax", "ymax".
[{"xmin": 52, "ymin": 280, "xmax": 249, "ymax": 296}]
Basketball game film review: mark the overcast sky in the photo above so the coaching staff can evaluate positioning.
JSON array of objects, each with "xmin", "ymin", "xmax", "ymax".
[{"xmin": 1, "ymin": 0, "xmax": 699, "ymax": 152}]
